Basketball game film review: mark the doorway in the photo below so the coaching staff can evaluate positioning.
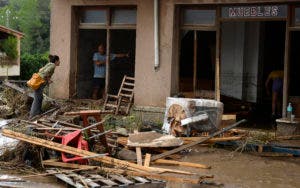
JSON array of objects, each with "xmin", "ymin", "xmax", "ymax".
[
  {"xmin": 220, "ymin": 21, "xmax": 286, "ymax": 127},
  {"xmin": 179, "ymin": 30, "xmax": 216, "ymax": 99},
  {"xmin": 76, "ymin": 29, "xmax": 106, "ymax": 99}
]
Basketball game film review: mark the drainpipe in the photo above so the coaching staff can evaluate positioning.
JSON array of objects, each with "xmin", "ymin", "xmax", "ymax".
[{"xmin": 154, "ymin": 0, "xmax": 159, "ymax": 71}]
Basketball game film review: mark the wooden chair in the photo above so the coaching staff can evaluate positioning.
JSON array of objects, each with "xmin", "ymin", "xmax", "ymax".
[{"xmin": 103, "ymin": 75, "xmax": 135, "ymax": 115}]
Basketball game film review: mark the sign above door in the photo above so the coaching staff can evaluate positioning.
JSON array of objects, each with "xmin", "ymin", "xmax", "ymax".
[{"xmin": 222, "ymin": 5, "xmax": 287, "ymax": 19}]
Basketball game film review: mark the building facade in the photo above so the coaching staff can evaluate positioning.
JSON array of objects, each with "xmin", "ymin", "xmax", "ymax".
[{"xmin": 50, "ymin": 0, "xmax": 300, "ymax": 117}]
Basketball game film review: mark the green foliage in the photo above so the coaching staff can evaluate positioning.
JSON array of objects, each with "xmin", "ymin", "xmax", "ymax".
[
  {"xmin": 0, "ymin": 0, "xmax": 50, "ymax": 54},
  {"xmin": 20, "ymin": 53, "xmax": 48, "ymax": 80},
  {"xmin": 1, "ymin": 36, "xmax": 18, "ymax": 59}
]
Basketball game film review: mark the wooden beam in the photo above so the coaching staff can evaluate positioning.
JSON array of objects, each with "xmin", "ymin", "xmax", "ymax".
[
  {"xmin": 215, "ymin": 6, "xmax": 221, "ymax": 101},
  {"xmin": 150, "ymin": 119, "xmax": 246, "ymax": 161},
  {"xmin": 282, "ymin": 6, "xmax": 291, "ymax": 117},
  {"xmin": 117, "ymin": 136, "xmax": 243, "ymax": 146},
  {"xmin": 1, "ymin": 129, "xmax": 194, "ymax": 175},
  {"xmin": 136, "ymin": 147, "xmax": 142, "ymax": 166},
  {"xmin": 153, "ymin": 159, "xmax": 211, "ymax": 169},
  {"xmin": 144, "ymin": 153, "xmax": 151, "ymax": 167}
]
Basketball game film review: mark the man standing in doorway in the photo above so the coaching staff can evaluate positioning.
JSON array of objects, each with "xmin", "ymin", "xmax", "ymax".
[{"xmin": 92, "ymin": 43, "xmax": 128, "ymax": 100}]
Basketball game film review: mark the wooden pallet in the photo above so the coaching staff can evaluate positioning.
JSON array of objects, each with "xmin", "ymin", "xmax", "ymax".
[{"xmin": 47, "ymin": 169, "xmax": 165, "ymax": 188}]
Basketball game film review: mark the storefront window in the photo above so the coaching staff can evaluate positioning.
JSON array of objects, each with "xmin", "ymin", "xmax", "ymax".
[
  {"xmin": 112, "ymin": 9, "xmax": 136, "ymax": 25},
  {"xmin": 80, "ymin": 9, "xmax": 107, "ymax": 24},
  {"xmin": 182, "ymin": 9, "xmax": 216, "ymax": 25}
]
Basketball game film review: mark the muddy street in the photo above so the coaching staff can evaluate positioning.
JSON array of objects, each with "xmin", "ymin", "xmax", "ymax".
[{"xmin": 166, "ymin": 146, "xmax": 300, "ymax": 188}]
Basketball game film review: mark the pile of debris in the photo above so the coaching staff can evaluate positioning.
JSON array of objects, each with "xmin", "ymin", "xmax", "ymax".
[{"xmin": 0, "ymin": 80, "xmax": 299, "ymax": 187}]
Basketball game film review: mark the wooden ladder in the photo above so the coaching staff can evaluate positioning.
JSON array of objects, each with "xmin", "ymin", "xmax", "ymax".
[{"xmin": 103, "ymin": 75, "xmax": 135, "ymax": 115}]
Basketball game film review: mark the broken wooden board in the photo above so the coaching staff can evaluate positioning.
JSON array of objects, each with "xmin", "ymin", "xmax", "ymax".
[
  {"xmin": 42, "ymin": 160, "xmax": 212, "ymax": 184},
  {"xmin": 127, "ymin": 132, "xmax": 183, "ymax": 147},
  {"xmin": 2, "ymin": 129, "xmax": 197, "ymax": 176},
  {"xmin": 118, "ymin": 136, "xmax": 243, "ymax": 146},
  {"xmin": 47, "ymin": 168, "xmax": 164, "ymax": 188}
]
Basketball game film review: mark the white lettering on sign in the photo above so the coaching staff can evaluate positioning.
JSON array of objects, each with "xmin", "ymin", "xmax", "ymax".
[{"xmin": 228, "ymin": 6, "xmax": 279, "ymax": 17}]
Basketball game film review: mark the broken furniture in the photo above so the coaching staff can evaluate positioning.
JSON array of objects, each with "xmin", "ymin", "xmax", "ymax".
[
  {"xmin": 64, "ymin": 110, "xmax": 110, "ymax": 152},
  {"xmin": 103, "ymin": 75, "xmax": 135, "ymax": 115},
  {"xmin": 48, "ymin": 120, "xmax": 107, "ymax": 164}
]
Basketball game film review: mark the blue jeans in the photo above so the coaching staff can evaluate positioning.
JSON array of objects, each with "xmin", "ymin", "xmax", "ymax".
[{"xmin": 29, "ymin": 84, "xmax": 45, "ymax": 118}]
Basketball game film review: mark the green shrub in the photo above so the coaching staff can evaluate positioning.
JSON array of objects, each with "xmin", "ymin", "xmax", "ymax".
[
  {"xmin": 20, "ymin": 53, "xmax": 48, "ymax": 80},
  {"xmin": 1, "ymin": 36, "xmax": 18, "ymax": 59}
]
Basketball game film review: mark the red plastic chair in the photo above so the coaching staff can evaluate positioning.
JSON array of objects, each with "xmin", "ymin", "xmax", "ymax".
[{"xmin": 55, "ymin": 130, "xmax": 89, "ymax": 164}]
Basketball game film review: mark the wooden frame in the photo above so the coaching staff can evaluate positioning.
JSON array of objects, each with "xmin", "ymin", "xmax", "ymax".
[
  {"xmin": 75, "ymin": 6, "xmax": 137, "ymax": 97},
  {"xmin": 178, "ymin": 6, "xmax": 218, "ymax": 99}
]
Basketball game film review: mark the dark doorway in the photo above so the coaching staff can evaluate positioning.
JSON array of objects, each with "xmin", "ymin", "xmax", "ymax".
[
  {"xmin": 77, "ymin": 29, "xmax": 106, "ymax": 99},
  {"xmin": 109, "ymin": 30, "xmax": 136, "ymax": 95},
  {"xmin": 289, "ymin": 31, "xmax": 300, "ymax": 96},
  {"xmin": 220, "ymin": 21, "xmax": 286, "ymax": 128},
  {"xmin": 179, "ymin": 30, "xmax": 216, "ymax": 98}
]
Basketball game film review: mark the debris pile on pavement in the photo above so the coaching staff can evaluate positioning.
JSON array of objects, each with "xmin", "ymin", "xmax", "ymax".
[{"xmin": 0, "ymin": 80, "xmax": 299, "ymax": 187}]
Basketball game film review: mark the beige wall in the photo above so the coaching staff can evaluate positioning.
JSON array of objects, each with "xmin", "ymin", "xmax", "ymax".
[
  {"xmin": 50, "ymin": 0, "xmax": 176, "ymax": 107},
  {"xmin": 50, "ymin": 0, "xmax": 292, "ymax": 105},
  {"xmin": 134, "ymin": 0, "xmax": 175, "ymax": 107}
]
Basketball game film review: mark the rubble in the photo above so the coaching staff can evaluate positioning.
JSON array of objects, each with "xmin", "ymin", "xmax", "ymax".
[{"xmin": 0, "ymin": 81, "xmax": 299, "ymax": 187}]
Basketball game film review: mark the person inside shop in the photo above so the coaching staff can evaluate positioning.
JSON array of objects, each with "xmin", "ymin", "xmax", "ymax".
[
  {"xmin": 92, "ymin": 43, "xmax": 129, "ymax": 100},
  {"xmin": 265, "ymin": 69, "xmax": 284, "ymax": 119}
]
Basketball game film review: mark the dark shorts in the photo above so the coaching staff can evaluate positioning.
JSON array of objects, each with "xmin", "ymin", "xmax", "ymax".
[
  {"xmin": 272, "ymin": 78, "xmax": 283, "ymax": 94},
  {"xmin": 93, "ymin": 78, "xmax": 105, "ymax": 89}
]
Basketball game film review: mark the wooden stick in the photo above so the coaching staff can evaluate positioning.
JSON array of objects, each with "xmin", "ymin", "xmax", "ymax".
[
  {"xmin": 144, "ymin": 153, "xmax": 151, "ymax": 167},
  {"xmin": 1, "ymin": 129, "xmax": 194, "ymax": 175},
  {"xmin": 21, "ymin": 120, "xmax": 49, "ymax": 128},
  {"xmin": 46, "ymin": 119, "xmax": 82, "ymax": 129},
  {"xmin": 151, "ymin": 119, "xmax": 247, "ymax": 161},
  {"xmin": 153, "ymin": 159, "xmax": 211, "ymax": 169}
]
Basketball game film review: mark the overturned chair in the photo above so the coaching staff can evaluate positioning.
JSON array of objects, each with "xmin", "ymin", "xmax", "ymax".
[{"xmin": 103, "ymin": 75, "xmax": 135, "ymax": 115}]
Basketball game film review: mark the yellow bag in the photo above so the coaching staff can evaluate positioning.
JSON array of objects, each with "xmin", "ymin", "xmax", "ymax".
[{"xmin": 27, "ymin": 73, "xmax": 45, "ymax": 90}]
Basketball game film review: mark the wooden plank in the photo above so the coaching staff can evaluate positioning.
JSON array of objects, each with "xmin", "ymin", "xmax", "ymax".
[
  {"xmin": 109, "ymin": 174, "xmax": 134, "ymax": 185},
  {"xmin": 151, "ymin": 119, "xmax": 247, "ymax": 161},
  {"xmin": 83, "ymin": 178, "xmax": 100, "ymax": 188},
  {"xmin": 117, "ymin": 136, "xmax": 243, "ymax": 146},
  {"xmin": 215, "ymin": 6, "xmax": 221, "ymax": 101},
  {"xmin": 2, "ymin": 129, "xmax": 194, "ymax": 175},
  {"xmin": 46, "ymin": 170, "xmax": 84, "ymax": 188},
  {"xmin": 222, "ymin": 114, "xmax": 236, "ymax": 121},
  {"xmin": 64, "ymin": 110, "xmax": 113, "ymax": 116},
  {"xmin": 153, "ymin": 159, "xmax": 211, "ymax": 169},
  {"xmin": 144, "ymin": 153, "xmax": 151, "ymax": 167},
  {"xmin": 132, "ymin": 176, "xmax": 150, "ymax": 184},
  {"xmin": 89, "ymin": 174, "xmax": 119, "ymax": 187},
  {"xmin": 136, "ymin": 147, "xmax": 143, "ymax": 165}
]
